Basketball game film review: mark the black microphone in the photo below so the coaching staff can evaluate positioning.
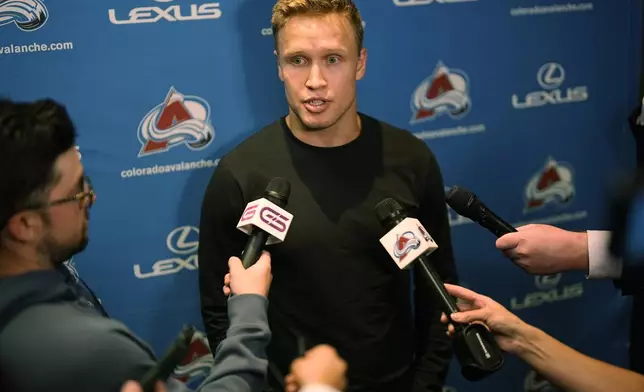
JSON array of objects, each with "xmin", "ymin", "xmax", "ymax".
[
  {"xmin": 374, "ymin": 198, "xmax": 504, "ymax": 381},
  {"xmin": 446, "ymin": 186, "xmax": 517, "ymax": 237},
  {"xmin": 238, "ymin": 177, "xmax": 292, "ymax": 269}
]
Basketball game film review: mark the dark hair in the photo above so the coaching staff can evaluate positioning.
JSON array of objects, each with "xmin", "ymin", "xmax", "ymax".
[{"xmin": 0, "ymin": 98, "xmax": 77, "ymax": 232}]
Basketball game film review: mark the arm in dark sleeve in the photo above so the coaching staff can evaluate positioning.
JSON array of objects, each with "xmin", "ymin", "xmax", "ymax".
[
  {"xmin": 612, "ymin": 108, "xmax": 644, "ymax": 292},
  {"xmin": 613, "ymin": 263, "xmax": 644, "ymax": 295},
  {"xmin": 0, "ymin": 318, "xmax": 187, "ymax": 392},
  {"xmin": 412, "ymin": 149, "xmax": 459, "ymax": 391},
  {"xmin": 198, "ymin": 294, "xmax": 271, "ymax": 392},
  {"xmin": 89, "ymin": 332, "xmax": 197, "ymax": 392},
  {"xmin": 67, "ymin": 295, "xmax": 269, "ymax": 392},
  {"xmin": 95, "ymin": 295, "xmax": 270, "ymax": 392},
  {"xmin": 627, "ymin": 106, "xmax": 644, "ymax": 169},
  {"xmin": 198, "ymin": 160, "xmax": 249, "ymax": 352}
]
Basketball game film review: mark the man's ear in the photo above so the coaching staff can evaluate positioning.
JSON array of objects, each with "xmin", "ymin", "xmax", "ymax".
[
  {"xmin": 356, "ymin": 48, "xmax": 367, "ymax": 80},
  {"xmin": 5, "ymin": 211, "xmax": 43, "ymax": 243},
  {"xmin": 275, "ymin": 50, "xmax": 285, "ymax": 81}
]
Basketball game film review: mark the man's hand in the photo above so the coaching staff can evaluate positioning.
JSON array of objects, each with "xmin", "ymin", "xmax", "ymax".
[
  {"xmin": 495, "ymin": 224, "xmax": 588, "ymax": 274},
  {"xmin": 222, "ymin": 251, "xmax": 272, "ymax": 297},
  {"xmin": 440, "ymin": 284, "xmax": 532, "ymax": 355},
  {"xmin": 284, "ymin": 345, "xmax": 347, "ymax": 392},
  {"xmin": 121, "ymin": 381, "xmax": 166, "ymax": 392}
]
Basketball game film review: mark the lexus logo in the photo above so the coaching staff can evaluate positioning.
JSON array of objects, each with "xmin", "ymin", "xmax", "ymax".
[
  {"xmin": 166, "ymin": 226, "xmax": 199, "ymax": 255},
  {"xmin": 537, "ymin": 63, "xmax": 565, "ymax": 90},
  {"xmin": 534, "ymin": 273, "xmax": 562, "ymax": 290}
]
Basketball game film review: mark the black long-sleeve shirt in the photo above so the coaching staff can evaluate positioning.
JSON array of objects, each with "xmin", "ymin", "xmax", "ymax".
[
  {"xmin": 198, "ymin": 113, "xmax": 458, "ymax": 391},
  {"xmin": 617, "ymin": 107, "xmax": 644, "ymax": 373}
]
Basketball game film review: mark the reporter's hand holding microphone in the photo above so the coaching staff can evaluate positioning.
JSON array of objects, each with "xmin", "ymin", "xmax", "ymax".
[
  {"xmin": 223, "ymin": 252, "xmax": 273, "ymax": 297},
  {"xmin": 445, "ymin": 185, "xmax": 591, "ymax": 275},
  {"xmin": 441, "ymin": 186, "xmax": 557, "ymax": 354},
  {"xmin": 495, "ymin": 224, "xmax": 590, "ymax": 275},
  {"xmin": 224, "ymin": 253, "xmax": 349, "ymax": 392},
  {"xmin": 119, "ymin": 253, "xmax": 273, "ymax": 392},
  {"xmin": 439, "ymin": 284, "xmax": 533, "ymax": 355}
]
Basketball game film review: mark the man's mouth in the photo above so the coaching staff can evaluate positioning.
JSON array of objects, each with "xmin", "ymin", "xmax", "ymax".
[
  {"xmin": 303, "ymin": 98, "xmax": 330, "ymax": 113},
  {"xmin": 304, "ymin": 99, "xmax": 327, "ymax": 106}
]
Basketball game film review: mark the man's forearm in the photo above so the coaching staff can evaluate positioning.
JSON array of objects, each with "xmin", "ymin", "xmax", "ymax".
[{"xmin": 516, "ymin": 325, "xmax": 644, "ymax": 392}]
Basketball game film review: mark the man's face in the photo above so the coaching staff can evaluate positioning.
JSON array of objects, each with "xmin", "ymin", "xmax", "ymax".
[
  {"xmin": 38, "ymin": 148, "xmax": 93, "ymax": 264},
  {"xmin": 276, "ymin": 13, "xmax": 366, "ymax": 131}
]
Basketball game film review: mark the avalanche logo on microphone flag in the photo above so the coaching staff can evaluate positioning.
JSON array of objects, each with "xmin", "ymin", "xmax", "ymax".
[
  {"xmin": 379, "ymin": 217, "xmax": 438, "ymax": 270},
  {"xmin": 137, "ymin": 87, "xmax": 215, "ymax": 157},
  {"xmin": 393, "ymin": 231, "xmax": 421, "ymax": 261}
]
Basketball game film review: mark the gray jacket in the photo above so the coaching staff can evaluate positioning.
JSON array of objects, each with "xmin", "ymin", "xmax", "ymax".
[{"xmin": 0, "ymin": 270, "xmax": 270, "ymax": 392}]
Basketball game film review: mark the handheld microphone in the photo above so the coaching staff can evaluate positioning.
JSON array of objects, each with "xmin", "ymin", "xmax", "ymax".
[
  {"xmin": 374, "ymin": 198, "xmax": 504, "ymax": 381},
  {"xmin": 446, "ymin": 186, "xmax": 517, "ymax": 237},
  {"xmin": 236, "ymin": 177, "xmax": 293, "ymax": 269},
  {"xmin": 139, "ymin": 325, "xmax": 195, "ymax": 392}
]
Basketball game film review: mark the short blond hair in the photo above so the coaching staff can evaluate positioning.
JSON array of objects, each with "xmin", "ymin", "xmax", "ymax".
[{"xmin": 271, "ymin": 0, "xmax": 364, "ymax": 53}]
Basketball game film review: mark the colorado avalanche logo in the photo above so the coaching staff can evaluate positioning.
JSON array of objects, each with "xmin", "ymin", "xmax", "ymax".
[
  {"xmin": 172, "ymin": 330, "xmax": 214, "ymax": 388},
  {"xmin": 0, "ymin": 0, "xmax": 48, "ymax": 31},
  {"xmin": 138, "ymin": 87, "xmax": 215, "ymax": 157},
  {"xmin": 393, "ymin": 231, "xmax": 421, "ymax": 261},
  {"xmin": 410, "ymin": 61, "xmax": 471, "ymax": 124},
  {"xmin": 524, "ymin": 157, "xmax": 575, "ymax": 212}
]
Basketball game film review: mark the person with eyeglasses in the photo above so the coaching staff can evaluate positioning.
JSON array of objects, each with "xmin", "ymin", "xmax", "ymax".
[
  {"xmin": 44, "ymin": 174, "xmax": 111, "ymax": 318},
  {"xmin": 0, "ymin": 98, "xmax": 302, "ymax": 392}
]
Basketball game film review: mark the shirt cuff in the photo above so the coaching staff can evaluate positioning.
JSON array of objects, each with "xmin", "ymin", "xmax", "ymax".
[
  {"xmin": 586, "ymin": 230, "xmax": 623, "ymax": 279},
  {"xmin": 300, "ymin": 385, "xmax": 341, "ymax": 392}
]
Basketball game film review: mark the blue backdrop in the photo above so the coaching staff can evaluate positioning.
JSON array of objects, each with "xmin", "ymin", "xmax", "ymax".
[{"xmin": 0, "ymin": 0, "xmax": 642, "ymax": 391}]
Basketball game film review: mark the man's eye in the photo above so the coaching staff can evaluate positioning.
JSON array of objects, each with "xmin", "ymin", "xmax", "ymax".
[{"xmin": 291, "ymin": 56, "xmax": 306, "ymax": 65}]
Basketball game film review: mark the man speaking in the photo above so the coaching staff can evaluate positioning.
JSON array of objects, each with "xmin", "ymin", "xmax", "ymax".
[{"xmin": 197, "ymin": 1, "xmax": 458, "ymax": 391}]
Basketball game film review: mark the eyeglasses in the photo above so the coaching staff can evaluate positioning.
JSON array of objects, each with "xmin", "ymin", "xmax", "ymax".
[{"xmin": 27, "ymin": 176, "xmax": 96, "ymax": 210}]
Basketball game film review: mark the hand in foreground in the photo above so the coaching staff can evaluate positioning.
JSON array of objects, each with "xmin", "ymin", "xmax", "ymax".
[
  {"xmin": 285, "ymin": 344, "xmax": 347, "ymax": 392},
  {"xmin": 223, "ymin": 251, "xmax": 272, "ymax": 297},
  {"xmin": 440, "ymin": 284, "xmax": 530, "ymax": 354},
  {"xmin": 495, "ymin": 224, "xmax": 588, "ymax": 274},
  {"xmin": 121, "ymin": 381, "xmax": 166, "ymax": 392}
]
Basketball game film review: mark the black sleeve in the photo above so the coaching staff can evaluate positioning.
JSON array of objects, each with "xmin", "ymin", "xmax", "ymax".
[
  {"xmin": 611, "ymin": 108, "xmax": 644, "ymax": 293},
  {"xmin": 198, "ymin": 160, "xmax": 249, "ymax": 351},
  {"xmin": 627, "ymin": 107, "xmax": 644, "ymax": 169},
  {"xmin": 613, "ymin": 263, "xmax": 644, "ymax": 296},
  {"xmin": 411, "ymin": 148, "xmax": 459, "ymax": 392}
]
